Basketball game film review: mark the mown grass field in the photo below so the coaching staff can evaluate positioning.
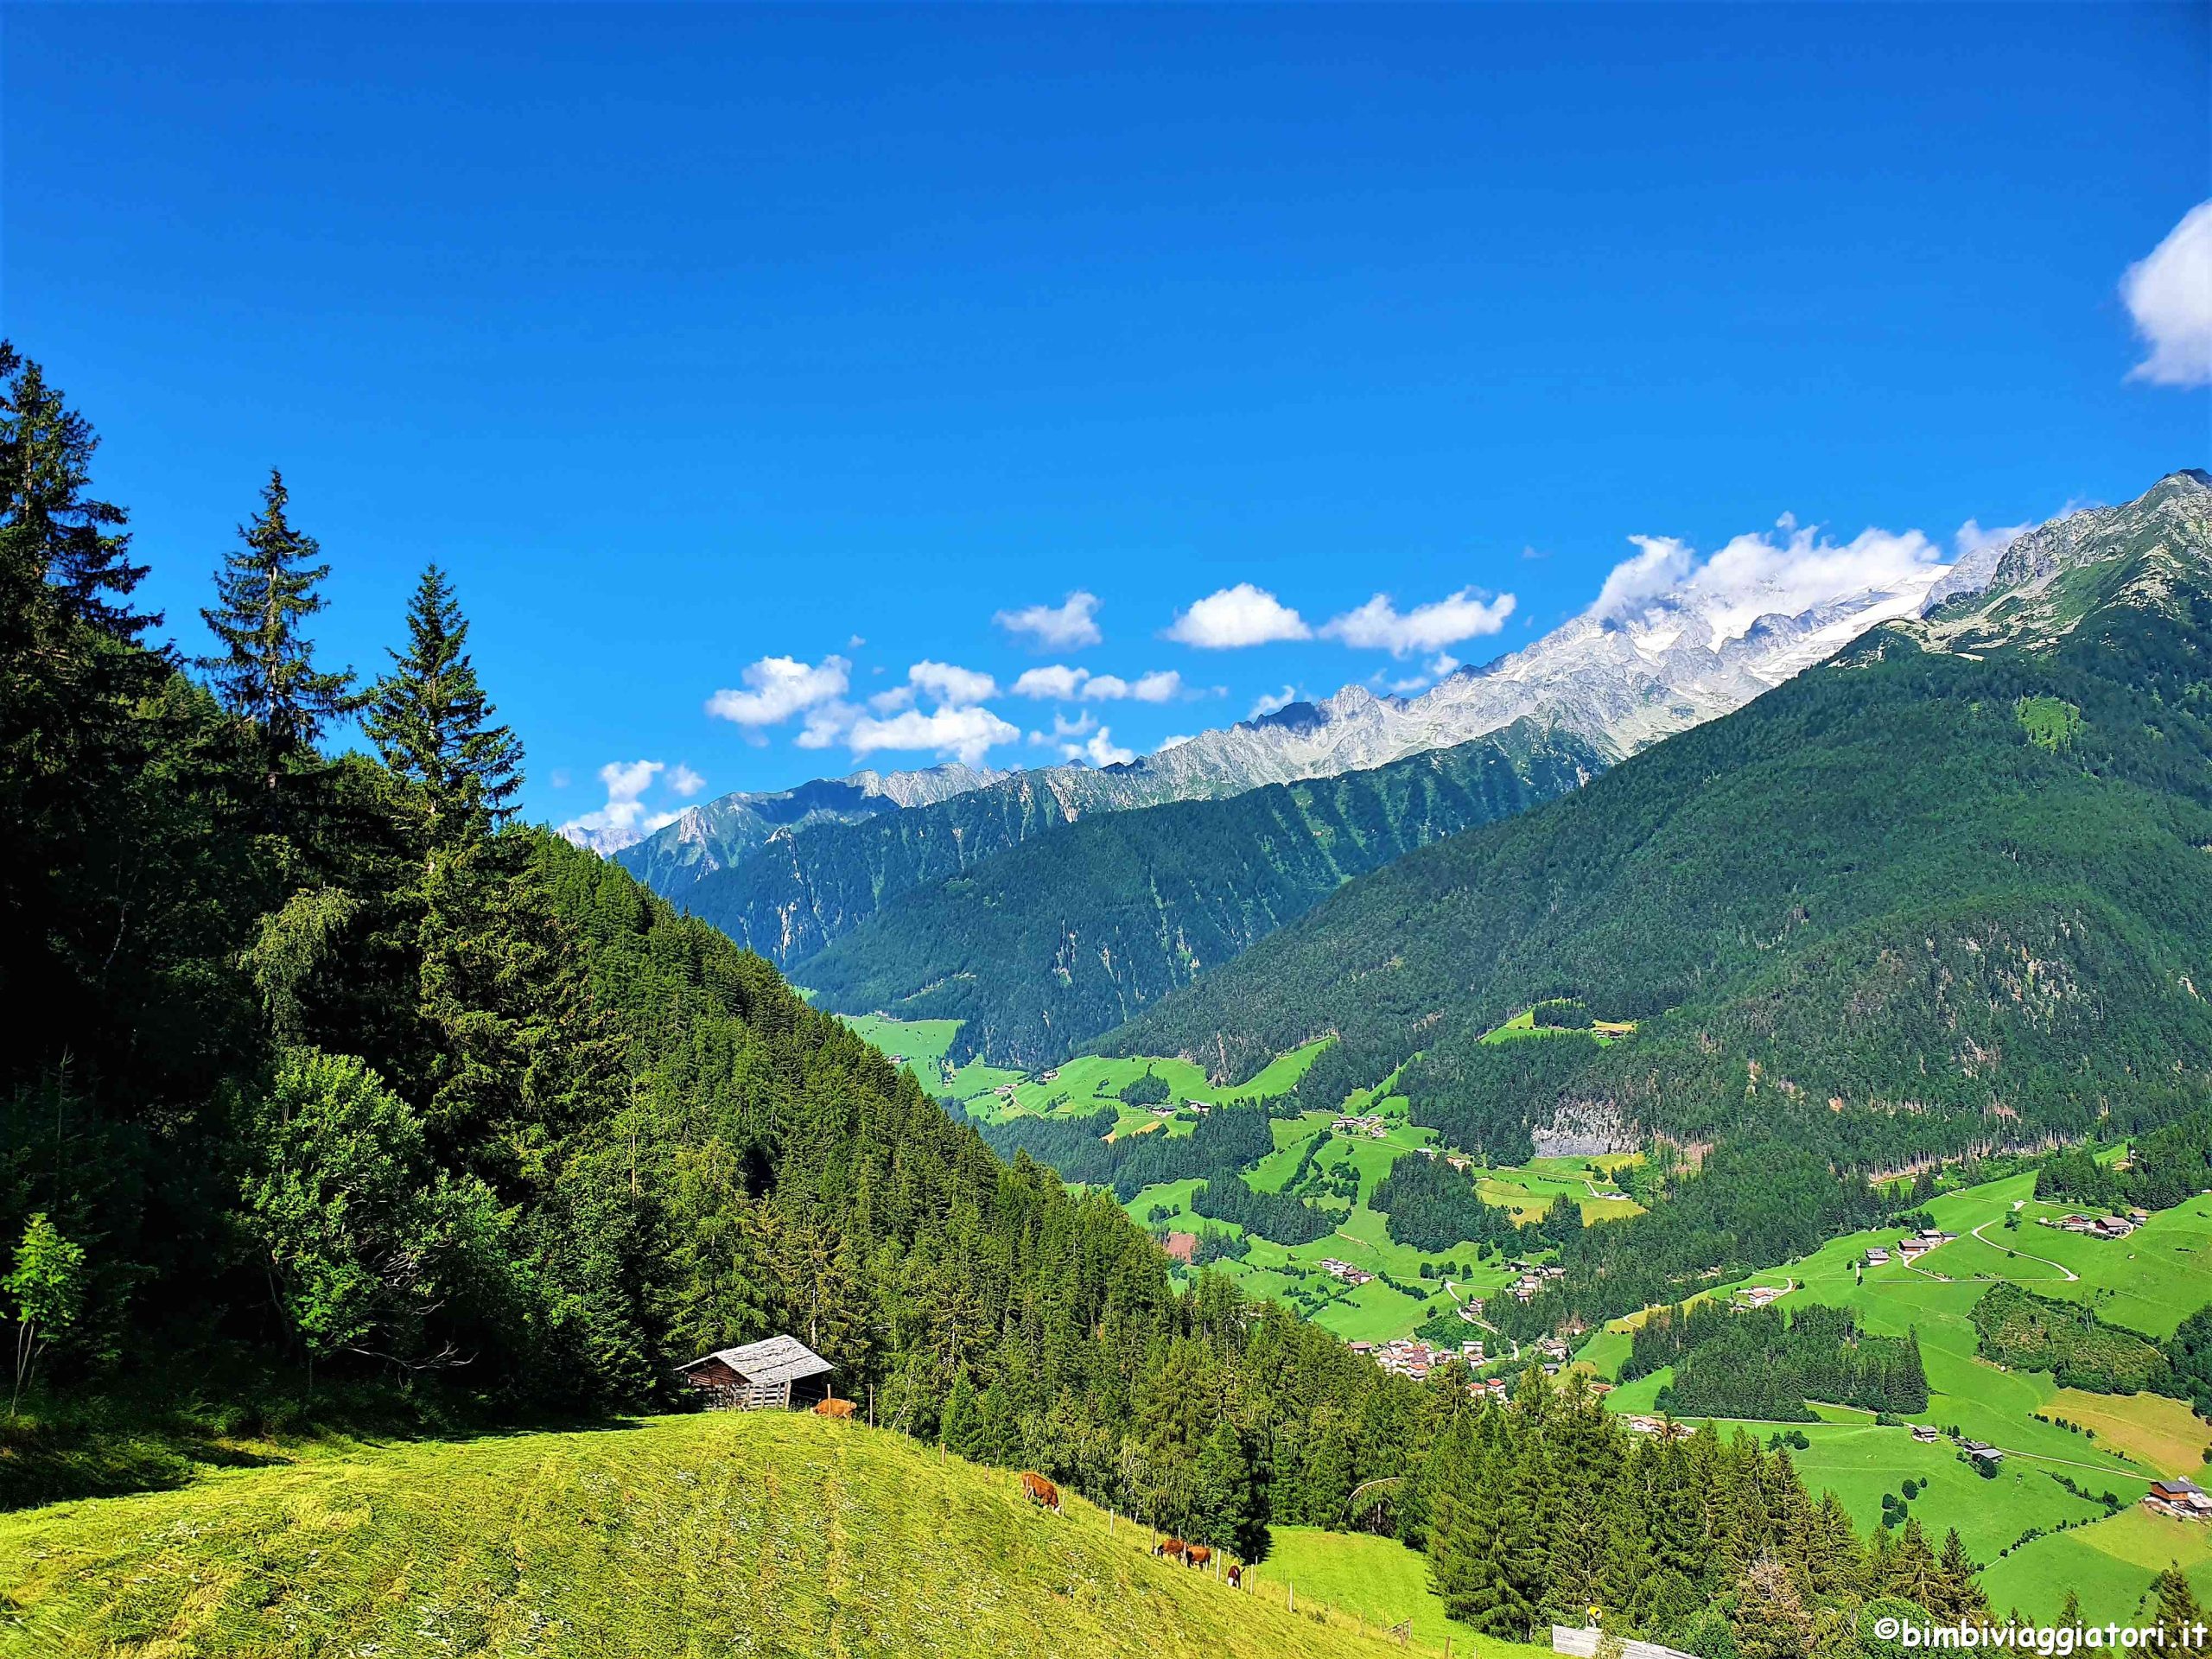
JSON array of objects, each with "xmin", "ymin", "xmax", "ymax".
[
  {"xmin": 2035, "ymin": 1389, "xmax": 2212, "ymax": 1478},
  {"xmin": 0, "ymin": 1414, "xmax": 1437, "ymax": 1659}
]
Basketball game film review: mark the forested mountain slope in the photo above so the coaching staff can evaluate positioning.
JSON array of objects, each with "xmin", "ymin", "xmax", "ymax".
[
  {"xmin": 794, "ymin": 721, "xmax": 1603, "ymax": 1067},
  {"xmin": 0, "ymin": 344, "xmax": 1431, "ymax": 1547},
  {"xmin": 1100, "ymin": 471, "xmax": 2212, "ymax": 1170}
]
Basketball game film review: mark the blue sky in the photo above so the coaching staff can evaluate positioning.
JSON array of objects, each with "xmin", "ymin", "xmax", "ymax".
[{"xmin": 6, "ymin": 4, "xmax": 2206, "ymax": 835}]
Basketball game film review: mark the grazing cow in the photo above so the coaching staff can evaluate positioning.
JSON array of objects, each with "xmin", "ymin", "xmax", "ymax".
[
  {"xmin": 1154, "ymin": 1536, "xmax": 1187, "ymax": 1562},
  {"xmin": 1226, "ymin": 1563, "xmax": 1243, "ymax": 1589},
  {"xmin": 1018, "ymin": 1471, "xmax": 1062, "ymax": 1514},
  {"xmin": 1185, "ymin": 1545, "xmax": 1211, "ymax": 1570},
  {"xmin": 813, "ymin": 1398, "xmax": 857, "ymax": 1420}
]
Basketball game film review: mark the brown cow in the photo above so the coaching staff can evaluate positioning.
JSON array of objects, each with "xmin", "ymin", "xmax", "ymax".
[
  {"xmin": 1018, "ymin": 1471, "xmax": 1062, "ymax": 1514},
  {"xmin": 812, "ymin": 1397, "xmax": 857, "ymax": 1420},
  {"xmin": 1154, "ymin": 1536, "xmax": 1187, "ymax": 1562},
  {"xmin": 1185, "ymin": 1544, "xmax": 1211, "ymax": 1570},
  {"xmin": 1225, "ymin": 1563, "xmax": 1243, "ymax": 1589}
]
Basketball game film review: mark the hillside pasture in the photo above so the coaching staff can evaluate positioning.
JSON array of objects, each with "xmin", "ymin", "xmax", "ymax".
[
  {"xmin": 2034, "ymin": 1389, "xmax": 2212, "ymax": 1478},
  {"xmin": 0, "ymin": 1414, "xmax": 1421, "ymax": 1659},
  {"xmin": 1979, "ymin": 1504, "xmax": 2212, "ymax": 1625}
]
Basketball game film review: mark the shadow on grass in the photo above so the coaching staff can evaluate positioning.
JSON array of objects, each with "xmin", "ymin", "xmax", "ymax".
[{"xmin": 1, "ymin": 1362, "xmax": 653, "ymax": 1514}]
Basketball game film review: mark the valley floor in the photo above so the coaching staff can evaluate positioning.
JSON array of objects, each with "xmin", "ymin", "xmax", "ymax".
[{"xmin": 1580, "ymin": 1174, "xmax": 2212, "ymax": 1623}]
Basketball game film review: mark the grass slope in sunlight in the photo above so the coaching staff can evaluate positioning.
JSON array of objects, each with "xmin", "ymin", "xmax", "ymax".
[{"xmin": 0, "ymin": 1414, "xmax": 1426, "ymax": 1659}]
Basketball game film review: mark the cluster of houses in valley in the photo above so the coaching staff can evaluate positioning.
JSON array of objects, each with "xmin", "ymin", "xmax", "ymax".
[
  {"xmin": 1507, "ymin": 1261, "xmax": 1567, "ymax": 1302},
  {"xmin": 2143, "ymin": 1478, "xmax": 2211, "ymax": 1522},
  {"xmin": 2043, "ymin": 1209, "xmax": 2147, "ymax": 1240},
  {"xmin": 1624, "ymin": 1414, "xmax": 1694, "ymax": 1440},
  {"xmin": 1331, "ymin": 1112, "xmax": 1391, "ymax": 1140},
  {"xmin": 1733, "ymin": 1283, "xmax": 1788, "ymax": 1308},
  {"xmin": 1350, "ymin": 1336, "xmax": 1487, "ymax": 1381},
  {"xmin": 1318, "ymin": 1257, "xmax": 1376, "ymax": 1287}
]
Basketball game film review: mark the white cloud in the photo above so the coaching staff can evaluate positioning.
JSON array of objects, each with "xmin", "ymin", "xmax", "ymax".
[
  {"xmin": 1954, "ymin": 519, "xmax": 2031, "ymax": 563},
  {"xmin": 868, "ymin": 685, "xmax": 916, "ymax": 715},
  {"xmin": 1166, "ymin": 583, "xmax": 1311, "ymax": 648},
  {"xmin": 2122, "ymin": 200, "xmax": 2212, "ymax": 387},
  {"xmin": 1012, "ymin": 664, "xmax": 1088, "ymax": 700},
  {"xmin": 1126, "ymin": 670, "xmax": 1182, "ymax": 702},
  {"xmin": 1052, "ymin": 710, "xmax": 1096, "ymax": 739},
  {"xmin": 556, "ymin": 759, "xmax": 684, "ymax": 853},
  {"xmin": 706, "ymin": 654, "xmax": 851, "ymax": 727},
  {"xmin": 1061, "ymin": 726, "xmax": 1135, "ymax": 767},
  {"xmin": 1427, "ymin": 652, "xmax": 1460, "ymax": 677},
  {"xmin": 847, "ymin": 704, "xmax": 1020, "ymax": 767},
  {"xmin": 1247, "ymin": 684, "xmax": 1301, "ymax": 720},
  {"xmin": 1321, "ymin": 588, "xmax": 1516, "ymax": 656},
  {"xmin": 1589, "ymin": 521, "xmax": 1946, "ymax": 644},
  {"xmin": 1155, "ymin": 733, "xmax": 1194, "ymax": 752},
  {"xmin": 908, "ymin": 659, "xmax": 998, "ymax": 706},
  {"xmin": 667, "ymin": 764, "xmax": 705, "ymax": 798},
  {"xmin": 995, "ymin": 590, "xmax": 1103, "ymax": 650}
]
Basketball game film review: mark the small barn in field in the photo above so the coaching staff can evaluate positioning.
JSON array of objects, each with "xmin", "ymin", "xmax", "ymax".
[{"xmin": 677, "ymin": 1335, "xmax": 836, "ymax": 1411}]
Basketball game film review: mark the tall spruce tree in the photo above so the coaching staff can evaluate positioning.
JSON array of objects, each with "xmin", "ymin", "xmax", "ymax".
[
  {"xmin": 365, "ymin": 564, "xmax": 522, "ymax": 866},
  {"xmin": 199, "ymin": 470, "xmax": 361, "ymax": 778}
]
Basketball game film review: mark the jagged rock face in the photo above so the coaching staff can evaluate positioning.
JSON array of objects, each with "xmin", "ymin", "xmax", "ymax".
[
  {"xmin": 605, "ymin": 763, "xmax": 1000, "ymax": 884},
  {"xmin": 1911, "ymin": 469, "xmax": 2212, "ymax": 653}
]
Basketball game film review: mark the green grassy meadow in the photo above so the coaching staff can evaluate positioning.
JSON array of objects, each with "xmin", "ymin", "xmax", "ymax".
[
  {"xmin": 1256, "ymin": 1526, "xmax": 1553, "ymax": 1657},
  {"xmin": 0, "ymin": 1414, "xmax": 1432, "ymax": 1659},
  {"xmin": 1583, "ymin": 1170, "xmax": 2212, "ymax": 1619},
  {"xmin": 840, "ymin": 1014, "xmax": 1644, "ymax": 1344}
]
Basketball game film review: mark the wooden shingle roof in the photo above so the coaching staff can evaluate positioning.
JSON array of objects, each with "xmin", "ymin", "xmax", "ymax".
[{"xmin": 678, "ymin": 1334, "xmax": 833, "ymax": 1386}]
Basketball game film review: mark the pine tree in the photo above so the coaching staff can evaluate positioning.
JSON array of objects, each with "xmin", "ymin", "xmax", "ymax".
[
  {"xmin": 1931, "ymin": 1529, "xmax": 1986, "ymax": 1622},
  {"xmin": 1194, "ymin": 1418, "xmax": 1263, "ymax": 1558},
  {"xmin": 2152, "ymin": 1566, "xmax": 2205, "ymax": 1653},
  {"xmin": 1732, "ymin": 1555, "xmax": 1815, "ymax": 1659},
  {"xmin": 2057, "ymin": 1589, "xmax": 2083, "ymax": 1628},
  {"xmin": 198, "ymin": 469, "xmax": 361, "ymax": 774},
  {"xmin": 365, "ymin": 564, "xmax": 522, "ymax": 866}
]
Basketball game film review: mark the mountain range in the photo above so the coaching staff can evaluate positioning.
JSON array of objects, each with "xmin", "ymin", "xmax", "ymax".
[
  {"xmin": 1096, "ymin": 469, "xmax": 2212, "ymax": 1167},
  {"xmin": 598, "ymin": 517, "xmax": 1994, "ymax": 1040}
]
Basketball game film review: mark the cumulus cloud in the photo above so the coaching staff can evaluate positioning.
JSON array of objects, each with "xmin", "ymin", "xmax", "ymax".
[
  {"xmin": 995, "ymin": 590, "xmax": 1103, "ymax": 650},
  {"xmin": 1155, "ymin": 733, "xmax": 1194, "ymax": 752},
  {"xmin": 1013, "ymin": 664, "xmax": 1185, "ymax": 702},
  {"xmin": 1427, "ymin": 653, "xmax": 1460, "ymax": 677},
  {"xmin": 1166, "ymin": 583, "xmax": 1311, "ymax": 648},
  {"xmin": 1012, "ymin": 664, "xmax": 1088, "ymax": 700},
  {"xmin": 1955, "ymin": 519, "xmax": 2031, "ymax": 563},
  {"xmin": 667, "ymin": 764, "xmax": 706, "ymax": 798},
  {"xmin": 868, "ymin": 685, "xmax": 915, "ymax": 715},
  {"xmin": 908, "ymin": 659, "xmax": 998, "ymax": 705},
  {"xmin": 1247, "ymin": 684, "xmax": 1301, "ymax": 720},
  {"xmin": 1588, "ymin": 519, "xmax": 1946, "ymax": 643},
  {"xmin": 2122, "ymin": 200, "xmax": 2212, "ymax": 387},
  {"xmin": 556, "ymin": 759, "xmax": 684, "ymax": 851},
  {"xmin": 1321, "ymin": 588, "xmax": 1516, "ymax": 656},
  {"xmin": 847, "ymin": 705, "xmax": 1020, "ymax": 767},
  {"xmin": 1061, "ymin": 726, "xmax": 1135, "ymax": 767},
  {"xmin": 706, "ymin": 655, "xmax": 851, "ymax": 727}
]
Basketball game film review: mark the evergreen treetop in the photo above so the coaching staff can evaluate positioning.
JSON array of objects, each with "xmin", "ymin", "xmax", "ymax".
[{"xmin": 198, "ymin": 468, "xmax": 362, "ymax": 759}]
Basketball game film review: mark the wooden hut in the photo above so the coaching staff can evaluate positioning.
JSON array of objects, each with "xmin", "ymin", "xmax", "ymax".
[{"xmin": 677, "ymin": 1335, "xmax": 836, "ymax": 1411}]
